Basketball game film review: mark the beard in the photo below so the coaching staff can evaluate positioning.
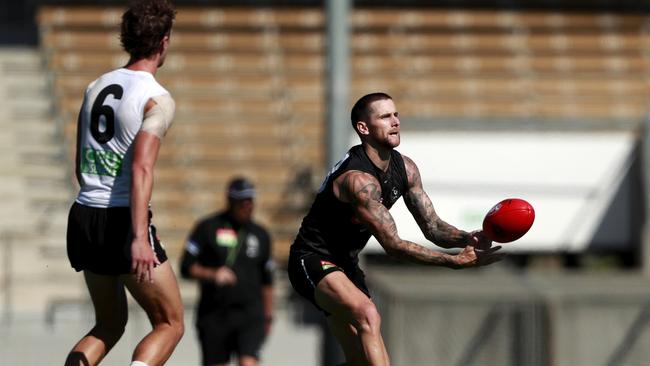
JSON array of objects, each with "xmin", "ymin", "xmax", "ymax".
[
  {"xmin": 385, "ymin": 133, "xmax": 400, "ymax": 148},
  {"xmin": 366, "ymin": 132, "xmax": 400, "ymax": 151}
]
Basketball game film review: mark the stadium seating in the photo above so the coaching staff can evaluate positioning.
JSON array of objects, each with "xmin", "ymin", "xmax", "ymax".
[
  {"xmin": 0, "ymin": 48, "xmax": 85, "ymax": 316},
  {"xmin": 38, "ymin": 6, "xmax": 325, "ymax": 262},
  {"xmin": 37, "ymin": 6, "xmax": 650, "ymax": 262},
  {"xmin": 351, "ymin": 10, "xmax": 648, "ymax": 121}
]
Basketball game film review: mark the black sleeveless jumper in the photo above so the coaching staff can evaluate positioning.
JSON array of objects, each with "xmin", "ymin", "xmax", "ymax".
[{"xmin": 291, "ymin": 144, "xmax": 409, "ymax": 268}]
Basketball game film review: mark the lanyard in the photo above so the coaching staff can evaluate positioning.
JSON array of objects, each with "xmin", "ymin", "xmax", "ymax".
[{"xmin": 225, "ymin": 228, "xmax": 246, "ymax": 267}]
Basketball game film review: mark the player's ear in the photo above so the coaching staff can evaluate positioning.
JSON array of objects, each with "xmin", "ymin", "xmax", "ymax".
[
  {"xmin": 356, "ymin": 120, "xmax": 369, "ymax": 135},
  {"xmin": 160, "ymin": 34, "xmax": 170, "ymax": 53}
]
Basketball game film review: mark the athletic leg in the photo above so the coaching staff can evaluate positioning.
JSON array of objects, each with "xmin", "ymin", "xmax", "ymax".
[
  {"xmin": 327, "ymin": 316, "xmax": 365, "ymax": 366},
  {"xmin": 315, "ymin": 271, "xmax": 389, "ymax": 366},
  {"xmin": 121, "ymin": 261, "xmax": 184, "ymax": 366},
  {"xmin": 65, "ymin": 271, "xmax": 128, "ymax": 366}
]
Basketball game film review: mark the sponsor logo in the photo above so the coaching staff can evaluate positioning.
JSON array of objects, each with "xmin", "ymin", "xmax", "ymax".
[
  {"xmin": 80, "ymin": 148, "xmax": 124, "ymax": 177},
  {"xmin": 246, "ymin": 235, "xmax": 259, "ymax": 257}
]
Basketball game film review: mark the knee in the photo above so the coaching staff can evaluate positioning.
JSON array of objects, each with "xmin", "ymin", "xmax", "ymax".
[
  {"xmin": 146, "ymin": 309, "xmax": 184, "ymax": 346},
  {"xmin": 172, "ymin": 317, "xmax": 185, "ymax": 342},
  {"xmin": 156, "ymin": 310, "xmax": 184, "ymax": 344},
  {"xmin": 95, "ymin": 315, "xmax": 127, "ymax": 342},
  {"xmin": 97, "ymin": 324, "xmax": 126, "ymax": 341},
  {"xmin": 165, "ymin": 312, "xmax": 185, "ymax": 343},
  {"xmin": 351, "ymin": 300, "xmax": 382, "ymax": 335}
]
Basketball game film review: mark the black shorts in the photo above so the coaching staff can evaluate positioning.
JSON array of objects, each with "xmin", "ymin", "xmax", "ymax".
[
  {"xmin": 287, "ymin": 249, "xmax": 370, "ymax": 314},
  {"xmin": 66, "ymin": 202, "xmax": 168, "ymax": 275},
  {"xmin": 196, "ymin": 310, "xmax": 266, "ymax": 365}
]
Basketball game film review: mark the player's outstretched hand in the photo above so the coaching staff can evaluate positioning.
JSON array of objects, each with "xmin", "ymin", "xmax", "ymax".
[
  {"xmin": 469, "ymin": 230, "xmax": 493, "ymax": 250},
  {"xmin": 131, "ymin": 237, "xmax": 161, "ymax": 283},
  {"xmin": 450, "ymin": 244, "xmax": 504, "ymax": 269}
]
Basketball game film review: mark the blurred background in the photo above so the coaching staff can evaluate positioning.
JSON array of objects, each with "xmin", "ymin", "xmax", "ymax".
[{"xmin": 1, "ymin": 0, "xmax": 650, "ymax": 365}]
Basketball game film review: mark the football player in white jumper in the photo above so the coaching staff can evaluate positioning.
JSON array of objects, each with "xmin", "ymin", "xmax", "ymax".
[{"xmin": 64, "ymin": 1, "xmax": 183, "ymax": 365}]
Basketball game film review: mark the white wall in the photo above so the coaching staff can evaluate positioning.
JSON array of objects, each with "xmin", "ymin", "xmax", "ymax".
[{"xmin": 361, "ymin": 130, "xmax": 637, "ymax": 253}]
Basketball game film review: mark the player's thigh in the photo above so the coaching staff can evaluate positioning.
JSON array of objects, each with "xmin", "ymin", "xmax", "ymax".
[
  {"xmin": 83, "ymin": 271, "xmax": 128, "ymax": 325},
  {"xmin": 121, "ymin": 261, "xmax": 183, "ymax": 324},
  {"xmin": 315, "ymin": 271, "xmax": 373, "ymax": 321}
]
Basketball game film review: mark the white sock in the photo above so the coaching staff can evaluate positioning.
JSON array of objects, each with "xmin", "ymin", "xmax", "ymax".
[{"xmin": 130, "ymin": 361, "xmax": 148, "ymax": 366}]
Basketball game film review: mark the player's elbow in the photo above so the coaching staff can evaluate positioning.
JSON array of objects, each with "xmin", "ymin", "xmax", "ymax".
[
  {"xmin": 132, "ymin": 162, "xmax": 153, "ymax": 179},
  {"xmin": 380, "ymin": 240, "xmax": 404, "ymax": 258},
  {"xmin": 382, "ymin": 245, "xmax": 398, "ymax": 257},
  {"xmin": 424, "ymin": 232, "xmax": 441, "ymax": 246}
]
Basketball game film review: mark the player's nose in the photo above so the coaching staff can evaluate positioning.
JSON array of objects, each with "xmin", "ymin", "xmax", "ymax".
[{"xmin": 392, "ymin": 115, "xmax": 400, "ymax": 127}]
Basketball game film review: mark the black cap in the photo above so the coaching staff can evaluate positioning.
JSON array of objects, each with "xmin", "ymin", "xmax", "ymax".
[{"xmin": 227, "ymin": 177, "xmax": 256, "ymax": 200}]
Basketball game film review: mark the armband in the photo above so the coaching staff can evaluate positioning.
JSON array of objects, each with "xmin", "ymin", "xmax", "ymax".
[{"xmin": 141, "ymin": 94, "xmax": 175, "ymax": 138}]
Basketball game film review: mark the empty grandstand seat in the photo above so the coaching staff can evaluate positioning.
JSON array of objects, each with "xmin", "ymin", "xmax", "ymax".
[
  {"xmin": 350, "ymin": 8, "xmax": 648, "ymax": 125},
  {"xmin": 39, "ymin": 5, "xmax": 649, "ymax": 262},
  {"xmin": 39, "ymin": 5, "xmax": 325, "ymax": 262}
]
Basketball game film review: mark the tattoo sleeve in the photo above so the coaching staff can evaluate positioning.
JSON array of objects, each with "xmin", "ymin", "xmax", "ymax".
[
  {"xmin": 338, "ymin": 171, "xmax": 456, "ymax": 267},
  {"xmin": 402, "ymin": 156, "xmax": 471, "ymax": 249}
]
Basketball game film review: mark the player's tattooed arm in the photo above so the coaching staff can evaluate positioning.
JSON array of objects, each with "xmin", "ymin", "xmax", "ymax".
[
  {"xmin": 402, "ymin": 155, "xmax": 472, "ymax": 249},
  {"xmin": 335, "ymin": 171, "xmax": 456, "ymax": 267}
]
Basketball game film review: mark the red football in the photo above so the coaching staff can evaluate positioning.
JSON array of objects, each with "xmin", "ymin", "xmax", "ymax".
[{"xmin": 482, "ymin": 198, "xmax": 535, "ymax": 243}]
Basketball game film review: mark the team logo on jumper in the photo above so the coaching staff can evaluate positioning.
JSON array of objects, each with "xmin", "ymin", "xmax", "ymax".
[
  {"xmin": 320, "ymin": 260, "xmax": 337, "ymax": 271},
  {"xmin": 80, "ymin": 148, "xmax": 124, "ymax": 177},
  {"xmin": 392, "ymin": 187, "xmax": 399, "ymax": 198},
  {"xmin": 216, "ymin": 228, "xmax": 237, "ymax": 247},
  {"xmin": 246, "ymin": 235, "xmax": 259, "ymax": 257}
]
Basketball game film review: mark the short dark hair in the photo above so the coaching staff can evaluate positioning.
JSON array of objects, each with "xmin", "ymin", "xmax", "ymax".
[
  {"xmin": 120, "ymin": 0, "xmax": 176, "ymax": 60},
  {"xmin": 350, "ymin": 92, "xmax": 392, "ymax": 134}
]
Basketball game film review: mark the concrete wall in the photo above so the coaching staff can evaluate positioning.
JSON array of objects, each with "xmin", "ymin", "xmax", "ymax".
[{"xmin": 368, "ymin": 266, "xmax": 650, "ymax": 366}]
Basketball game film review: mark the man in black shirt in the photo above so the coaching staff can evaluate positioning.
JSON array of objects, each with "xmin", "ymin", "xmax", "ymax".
[
  {"xmin": 180, "ymin": 177, "xmax": 274, "ymax": 366},
  {"xmin": 288, "ymin": 92, "xmax": 504, "ymax": 365}
]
